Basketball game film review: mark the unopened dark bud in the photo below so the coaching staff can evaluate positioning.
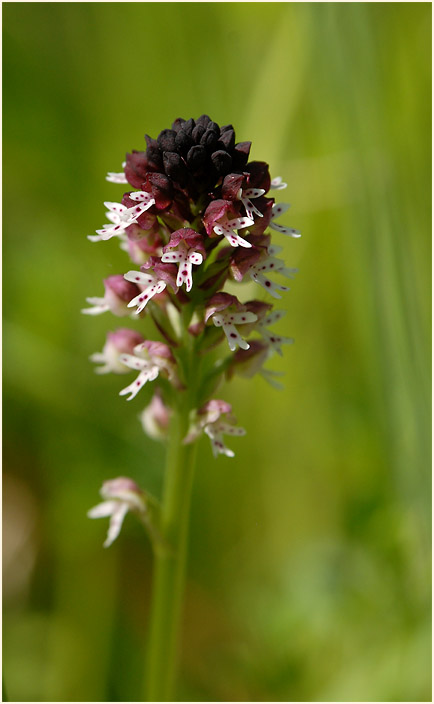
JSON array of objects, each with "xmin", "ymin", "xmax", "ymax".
[
  {"xmin": 218, "ymin": 128, "xmax": 235, "ymax": 152},
  {"xmin": 144, "ymin": 135, "xmax": 163, "ymax": 171},
  {"xmin": 144, "ymin": 172, "xmax": 173, "ymax": 210},
  {"xmin": 171, "ymin": 117, "xmax": 186, "ymax": 132},
  {"xmin": 175, "ymin": 127, "xmax": 194, "ymax": 155},
  {"xmin": 195, "ymin": 114, "xmax": 211, "ymax": 128},
  {"xmin": 232, "ymin": 141, "xmax": 251, "ymax": 168},
  {"xmin": 192, "ymin": 124, "xmax": 206, "ymax": 142},
  {"xmin": 157, "ymin": 129, "xmax": 177, "ymax": 152},
  {"xmin": 187, "ymin": 145, "xmax": 207, "ymax": 169},
  {"xmin": 200, "ymin": 128, "xmax": 219, "ymax": 150},
  {"xmin": 211, "ymin": 150, "xmax": 232, "ymax": 174},
  {"xmin": 163, "ymin": 151, "xmax": 188, "ymax": 184},
  {"xmin": 207, "ymin": 121, "xmax": 220, "ymax": 134},
  {"xmin": 183, "ymin": 118, "xmax": 195, "ymax": 136}
]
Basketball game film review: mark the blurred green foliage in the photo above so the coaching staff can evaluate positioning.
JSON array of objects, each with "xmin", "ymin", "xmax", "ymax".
[{"xmin": 3, "ymin": 3, "xmax": 431, "ymax": 701}]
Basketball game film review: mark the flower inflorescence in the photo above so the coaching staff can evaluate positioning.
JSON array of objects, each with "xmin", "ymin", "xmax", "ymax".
[
  {"xmin": 84, "ymin": 115, "xmax": 299, "ymax": 452},
  {"xmin": 85, "ymin": 115, "xmax": 299, "ymax": 543}
]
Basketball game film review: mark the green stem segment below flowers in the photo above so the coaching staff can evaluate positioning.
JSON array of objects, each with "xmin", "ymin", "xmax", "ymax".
[{"xmin": 145, "ymin": 393, "xmax": 198, "ymax": 702}]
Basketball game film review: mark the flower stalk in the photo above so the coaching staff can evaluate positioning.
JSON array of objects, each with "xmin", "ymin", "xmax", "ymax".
[{"xmin": 145, "ymin": 400, "xmax": 198, "ymax": 701}]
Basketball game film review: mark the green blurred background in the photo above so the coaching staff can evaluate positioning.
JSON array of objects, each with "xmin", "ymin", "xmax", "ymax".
[{"xmin": 3, "ymin": 3, "xmax": 431, "ymax": 701}]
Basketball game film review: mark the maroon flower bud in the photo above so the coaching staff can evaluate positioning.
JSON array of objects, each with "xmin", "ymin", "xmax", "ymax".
[
  {"xmin": 211, "ymin": 150, "xmax": 232, "ymax": 174},
  {"xmin": 229, "ymin": 246, "xmax": 263, "ymax": 282},
  {"xmin": 202, "ymin": 199, "xmax": 234, "ymax": 236},
  {"xmin": 200, "ymin": 128, "xmax": 219, "ymax": 150},
  {"xmin": 192, "ymin": 123, "xmax": 206, "ymax": 142},
  {"xmin": 232, "ymin": 141, "xmax": 251, "ymax": 168},
  {"xmin": 222, "ymin": 173, "xmax": 245, "ymax": 201},
  {"xmin": 144, "ymin": 135, "xmax": 164, "ymax": 171},
  {"xmin": 171, "ymin": 117, "xmax": 186, "ymax": 132},
  {"xmin": 157, "ymin": 129, "xmax": 177, "ymax": 152},
  {"xmin": 195, "ymin": 114, "xmax": 211, "ymax": 128},
  {"xmin": 163, "ymin": 228, "xmax": 206, "ymax": 256},
  {"xmin": 204, "ymin": 292, "xmax": 240, "ymax": 322},
  {"xmin": 218, "ymin": 128, "xmax": 235, "ymax": 152},
  {"xmin": 245, "ymin": 161, "xmax": 271, "ymax": 192},
  {"xmin": 175, "ymin": 126, "xmax": 195, "ymax": 155},
  {"xmin": 124, "ymin": 151, "xmax": 149, "ymax": 188},
  {"xmin": 186, "ymin": 145, "xmax": 207, "ymax": 170},
  {"xmin": 142, "ymin": 172, "xmax": 173, "ymax": 210},
  {"xmin": 163, "ymin": 151, "xmax": 188, "ymax": 185}
]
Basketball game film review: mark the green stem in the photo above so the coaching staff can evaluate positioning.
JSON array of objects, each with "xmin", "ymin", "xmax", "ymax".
[{"xmin": 145, "ymin": 397, "xmax": 198, "ymax": 702}]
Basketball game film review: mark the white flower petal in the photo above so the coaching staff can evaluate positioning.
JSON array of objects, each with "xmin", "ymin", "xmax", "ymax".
[
  {"xmin": 128, "ymin": 191, "xmax": 155, "ymax": 205},
  {"xmin": 188, "ymin": 251, "xmax": 203, "ymax": 265},
  {"xmin": 81, "ymin": 301, "xmax": 110, "ymax": 315},
  {"xmin": 161, "ymin": 252, "xmax": 185, "ymax": 263},
  {"xmin": 226, "ymin": 216, "xmax": 254, "ymax": 230},
  {"xmin": 241, "ymin": 197, "xmax": 263, "ymax": 219},
  {"xmin": 271, "ymin": 202, "xmax": 291, "ymax": 219},
  {"xmin": 218, "ymin": 423, "xmax": 246, "ymax": 437},
  {"xmin": 226, "ymin": 312, "xmax": 257, "ymax": 325},
  {"xmin": 270, "ymin": 177, "xmax": 287, "ymax": 190},
  {"xmin": 250, "ymin": 273, "xmax": 289, "ymax": 298},
  {"xmin": 104, "ymin": 503, "xmax": 129, "ymax": 547},
  {"xmin": 124, "ymin": 271, "xmax": 154, "ymax": 286},
  {"xmin": 222, "ymin": 322, "xmax": 250, "ymax": 352},
  {"xmin": 260, "ymin": 310, "xmax": 287, "ymax": 327},
  {"xmin": 104, "ymin": 201, "xmax": 127, "ymax": 214},
  {"xmin": 87, "ymin": 500, "xmax": 118, "ymax": 519},
  {"xmin": 225, "ymin": 232, "xmax": 252, "ymax": 248},
  {"xmin": 118, "ymin": 354, "xmax": 150, "ymax": 371},
  {"xmin": 119, "ymin": 367, "xmax": 159, "ymax": 401},
  {"xmin": 243, "ymin": 188, "xmax": 265, "ymax": 199},
  {"xmin": 270, "ymin": 223, "xmax": 301, "ymax": 238},
  {"xmin": 176, "ymin": 261, "xmax": 193, "ymax": 292},
  {"xmin": 106, "ymin": 172, "xmax": 128, "ymax": 184}
]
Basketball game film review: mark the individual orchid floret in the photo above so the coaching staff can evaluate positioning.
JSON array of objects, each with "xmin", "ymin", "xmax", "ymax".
[
  {"xmin": 220, "ymin": 173, "xmax": 266, "ymax": 220},
  {"xmin": 119, "ymin": 340, "xmax": 177, "ymax": 401},
  {"xmin": 82, "ymin": 275, "xmax": 141, "ymax": 317},
  {"xmin": 258, "ymin": 314, "xmax": 294, "ymax": 356},
  {"xmin": 119, "ymin": 228, "xmax": 164, "ymax": 266},
  {"xmin": 203, "ymin": 199, "xmax": 253, "ymax": 248},
  {"xmin": 227, "ymin": 339, "xmax": 269, "ymax": 379},
  {"xmin": 213, "ymin": 214, "xmax": 254, "ymax": 248},
  {"xmin": 140, "ymin": 390, "xmax": 171, "ymax": 441},
  {"xmin": 270, "ymin": 176, "xmax": 287, "ymax": 190},
  {"xmin": 228, "ymin": 341, "xmax": 285, "ymax": 390},
  {"xmin": 248, "ymin": 244, "xmax": 298, "ymax": 299},
  {"xmin": 245, "ymin": 303, "xmax": 294, "ymax": 356},
  {"xmin": 89, "ymin": 197, "xmax": 155, "ymax": 242},
  {"xmin": 90, "ymin": 328, "xmax": 145, "ymax": 374},
  {"xmin": 124, "ymin": 271, "xmax": 167, "ymax": 315},
  {"xmin": 88, "ymin": 477, "xmax": 147, "ymax": 547},
  {"xmin": 205, "ymin": 293, "xmax": 257, "ymax": 351},
  {"xmin": 161, "ymin": 228, "xmax": 205, "ymax": 292},
  {"xmin": 269, "ymin": 202, "xmax": 301, "ymax": 238},
  {"xmin": 185, "ymin": 400, "xmax": 246, "ymax": 458}
]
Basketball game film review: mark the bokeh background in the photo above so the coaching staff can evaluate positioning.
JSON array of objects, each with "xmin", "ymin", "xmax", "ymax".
[{"xmin": 3, "ymin": 3, "xmax": 431, "ymax": 702}]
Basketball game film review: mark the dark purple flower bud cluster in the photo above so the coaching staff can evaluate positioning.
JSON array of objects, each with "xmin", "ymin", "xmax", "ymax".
[
  {"xmin": 125, "ymin": 115, "xmax": 252, "ymax": 202},
  {"xmin": 84, "ymin": 116, "xmax": 300, "ymax": 457}
]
